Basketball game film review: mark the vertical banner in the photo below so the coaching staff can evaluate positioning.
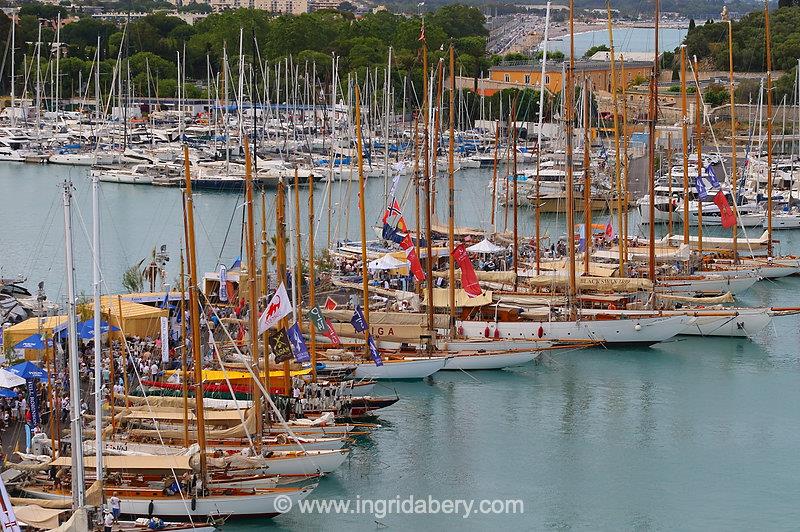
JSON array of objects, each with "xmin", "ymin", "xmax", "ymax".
[
  {"xmin": 453, "ymin": 244, "xmax": 483, "ymax": 297},
  {"xmin": 366, "ymin": 335, "xmax": 384, "ymax": 366},
  {"xmin": 25, "ymin": 380, "xmax": 39, "ymax": 427},
  {"xmin": 287, "ymin": 323, "xmax": 311, "ymax": 363},
  {"xmin": 351, "ymin": 306, "xmax": 368, "ymax": 333},
  {"xmin": 322, "ymin": 319, "xmax": 341, "ymax": 346},
  {"xmin": 160, "ymin": 316, "xmax": 170, "ymax": 362},
  {"xmin": 307, "ymin": 306, "xmax": 328, "ymax": 333},
  {"xmin": 218, "ymin": 264, "xmax": 228, "ymax": 302}
]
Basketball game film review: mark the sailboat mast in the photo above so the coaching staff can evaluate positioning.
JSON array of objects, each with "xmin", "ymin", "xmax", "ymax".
[
  {"xmin": 307, "ymin": 174, "xmax": 318, "ymax": 381},
  {"xmin": 244, "ymin": 137, "xmax": 263, "ymax": 447},
  {"xmin": 260, "ymin": 191, "xmax": 270, "ymax": 392},
  {"xmin": 681, "ymin": 46, "xmax": 690, "ymax": 242},
  {"xmin": 765, "ymin": 0, "xmax": 774, "ymax": 256},
  {"xmin": 490, "ymin": 122, "xmax": 500, "ymax": 229},
  {"xmin": 511, "ymin": 94, "xmax": 519, "ymax": 285},
  {"xmin": 183, "ymin": 145, "xmax": 208, "ymax": 478},
  {"xmin": 565, "ymin": 0, "xmax": 577, "ymax": 308},
  {"xmin": 535, "ymin": 2, "xmax": 551, "ymax": 276},
  {"xmin": 582, "ymin": 76, "xmax": 591, "ymax": 275},
  {"xmin": 448, "ymin": 44, "xmax": 456, "ymax": 336},
  {"xmin": 725, "ymin": 10, "xmax": 738, "ymax": 262},
  {"xmin": 693, "ymin": 56, "xmax": 703, "ymax": 257},
  {"xmin": 62, "ymin": 181, "xmax": 85, "ymax": 508},
  {"xmin": 606, "ymin": 1, "xmax": 623, "ymax": 274},
  {"xmin": 91, "ymin": 170, "xmax": 103, "ymax": 491},
  {"xmin": 179, "ymin": 246, "xmax": 188, "ymax": 447},
  {"xmin": 647, "ymin": 0, "xmax": 660, "ymax": 282},
  {"xmin": 354, "ymin": 86, "xmax": 371, "ymax": 358}
]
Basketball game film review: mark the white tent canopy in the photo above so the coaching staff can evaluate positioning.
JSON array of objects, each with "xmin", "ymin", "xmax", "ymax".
[
  {"xmin": 368, "ymin": 253, "xmax": 409, "ymax": 271},
  {"xmin": 0, "ymin": 368, "xmax": 25, "ymax": 388},
  {"xmin": 467, "ymin": 238, "xmax": 506, "ymax": 254}
]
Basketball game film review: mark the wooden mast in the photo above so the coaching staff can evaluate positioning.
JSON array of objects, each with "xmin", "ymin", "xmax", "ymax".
[
  {"xmin": 490, "ymin": 121, "xmax": 500, "ymax": 229},
  {"xmin": 693, "ymin": 56, "xmax": 703, "ymax": 257},
  {"xmin": 621, "ymin": 58, "xmax": 629, "ymax": 264},
  {"xmin": 681, "ymin": 46, "xmax": 690, "ymax": 243},
  {"xmin": 725, "ymin": 8, "xmax": 738, "ymax": 262},
  {"xmin": 179, "ymin": 247, "xmax": 188, "ymax": 447},
  {"xmin": 565, "ymin": 0, "xmax": 577, "ymax": 313},
  {"xmin": 667, "ymin": 132, "xmax": 673, "ymax": 235},
  {"xmin": 582, "ymin": 75, "xmax": 591, "ymax": 276},
  {"xmin": 447, "ymin": 44, "xmax": 456, "ymax": 336},
  {"xmin": 606, "ymin": 1, "xmax": 624, "ymax": 275},
  {"xmin": 354, "ymin": 86, "xmax": 371, "ymax": 358},
  {"xmin": 260, "ymin": 191, "xmax": 270, "ymax": 392},
  {"xmin": 511, "ymin": 93, "xmax": 519, "ymax": 289},
  {"xmin": 183, "ymin": 144, "xmax": 207, "ymax": 479},
  {"xmin": 647, "ymin": 0, "xmax": 659, "ymax": 283},
  {"xmin": 275, "ymin": 178, "xmax": 290, "ymax": 394},
  {"xmin": 412, "ymin": 113, "xmax": 422, "ymax": 293},
  {"xmin": 307, "ymin": 174, "xmax": 318, "ymax": 380},
  {"xmin": 424, "ymin": 66, "xmax": 439, "ymax": 350},
  {"xmin": 765, "ymin": 0, "xmax": 774, "ymax": 257},
  {"xmin": 243, "ymin": 136, "xmax": 262, "ymax": 446}
]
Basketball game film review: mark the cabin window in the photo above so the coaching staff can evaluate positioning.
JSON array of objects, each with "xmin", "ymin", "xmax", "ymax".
[{"xmin": 504, "ymin": 74, "xmax": 510, "ymax": 83}]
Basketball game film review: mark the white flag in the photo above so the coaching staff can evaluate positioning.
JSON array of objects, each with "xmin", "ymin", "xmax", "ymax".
[{"xmin": 258, "ymin": 282, "xmax": 293, "ymax": 334}]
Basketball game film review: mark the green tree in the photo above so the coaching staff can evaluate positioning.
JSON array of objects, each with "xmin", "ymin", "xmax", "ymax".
[
  {"xmin": 583, "ymin": 44, "xmax": 609, "ymax": 58},
  {"xmin": 703, "ymin": 83, "xmax": 729, "ymax": 107}
]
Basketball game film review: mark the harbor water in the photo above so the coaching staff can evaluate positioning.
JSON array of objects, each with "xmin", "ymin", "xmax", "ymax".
[
  {"xmin": 542, "ymin": 27, "xmax": 689, "ymax": 58},
  {"xmin": 2, "ymin": 163, "xmax": 800, "ymax": 528}
]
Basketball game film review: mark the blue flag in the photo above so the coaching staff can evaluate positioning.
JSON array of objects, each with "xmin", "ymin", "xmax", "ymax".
[
  {"xmin": 706, "ymin": 164, "xmax": 721, "ymax": 188},
  {"xmin": 287, "ymin": 323, "xmax": 310, "ymax": 363},
  {"xmin": 351, "ymin": 305, "xmax": 368, "ymax": 333},
  {"xmin": 230, "ymin": 256, "xmax": 242, "ymax": 270},
  {"xmin": 695, "ymin": 176, "xmax": 708, "ymax": 201},
  {"xmin": 367, "ymin": 334, "xmax": 383, "ymax": 366},
  {"xmin": 26, "ymin": 380, "xmax": 40, "ymax": 426}
]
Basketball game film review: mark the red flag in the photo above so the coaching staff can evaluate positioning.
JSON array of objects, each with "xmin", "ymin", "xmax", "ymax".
[
  {"xmin": 418, "ymin": 20, "xmax": 426, "ymax": 42},
  {"xmin": 324, "ymin": 296, "xmax": 338, "ymax": 311},
  {"xmin": 400, "ymin": 234, "xmax": 414, "ymax": 250},
  {"xmin": 399, "ymin": 234, "xmax": 425, "ymax": 281},
  {"xmin": 405, "ymin": 246, "xmax": 426, "ymax": 281},
  {"xmin": 453, "ymin": 244, "xmax": 482, "ymax": 297},
  {"xmin": 322, "ymin": 318, "xmax": 341, "ymax": 346},
  {"xmin": 713, "ymin": 191, "xmax": 736, "ymax": 229}
]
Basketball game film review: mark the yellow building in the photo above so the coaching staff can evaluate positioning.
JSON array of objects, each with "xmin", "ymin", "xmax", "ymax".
[{"xmin": 485, "ymin": 60, "xmax": 653, "ymax": 95}]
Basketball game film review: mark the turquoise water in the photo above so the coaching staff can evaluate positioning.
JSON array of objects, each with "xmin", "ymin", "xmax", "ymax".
[
  {"xmin": 3, "ymin": 163, "xmax": 800, "ymax": 529},
  {"xmin": 543, "ymin": 27, "xmax": 689, "ymax": 58}
]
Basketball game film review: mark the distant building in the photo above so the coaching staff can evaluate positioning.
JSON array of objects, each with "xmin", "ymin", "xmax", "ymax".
[
  {"xmin": 308, "ymin": 0, "xmax": 343, "ymax": 11},
  {"xmin": 483, "ymin": 59, "xmax": 653, "ymax": 95},
  {"xmin": 253, "ymin": 0, "xmax": 308, "ymax": 14},
  {"xmin": 589, "ymin": 51, "xmax": 658, "ymax": 63}
]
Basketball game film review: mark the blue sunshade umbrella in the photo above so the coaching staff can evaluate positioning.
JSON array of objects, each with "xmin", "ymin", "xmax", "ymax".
[
  {"xmin": 13, "ymin": 334, "xmax": 52, "ymax": 350},
  {"xmin": 0, "ymin": 388, "xmax": 18, "ymax": 398},
  {"xmin": 8, "ymin": 361, "xmax": 48, "ymax": 380},
  {"xmin": 76, "ymin": 319, "xmax": 119, "ymax": 340}
]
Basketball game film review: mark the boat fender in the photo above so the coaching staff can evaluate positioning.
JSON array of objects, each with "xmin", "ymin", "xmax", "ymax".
[
  {"xmin": 484, "ymin": 326, "xmax": 490, "ymax": 338},
  {"xmin": 537, "ymin": 325, "xmax": 544, "ymax": 338},
  {"xmin": 634, "ymin": 323, "xmax": 642, "ymax": 331},
  {"xmin": 458, "ymin": 325, "xmax": 464, "ymax": 336},
  {"xmin": 148, "ymin": 500, "xmax": 154, "ymax": 517},
  {"xmin": 493, "ymin": 327, "xmax": 500, "ymax": 339},
  {"xmin": 191, "ymin": 496, "xmax": 197, "ymax": 511}
]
